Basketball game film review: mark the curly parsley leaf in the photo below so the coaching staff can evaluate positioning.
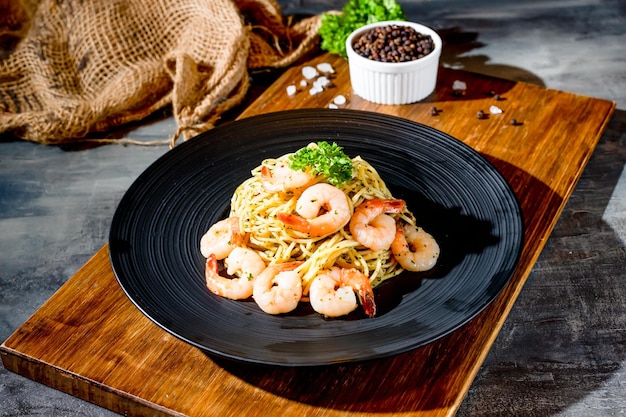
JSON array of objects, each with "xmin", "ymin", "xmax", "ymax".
[
  {"xmin": 289, "ymin": 141, "xmax": 353, "ymax": 187},
  {"xmin": 319, "ymin": 0, "xmax": 407, "ymax": 58}
]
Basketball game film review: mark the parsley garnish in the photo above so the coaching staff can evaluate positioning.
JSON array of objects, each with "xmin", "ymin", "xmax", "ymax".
[
  {"xmin": 318, "ymin": 0, "xmax": 407, "ymax": 58},
  {"xmin": 289, "ymin": 141, "xmax": 353, "ymax": 187}
]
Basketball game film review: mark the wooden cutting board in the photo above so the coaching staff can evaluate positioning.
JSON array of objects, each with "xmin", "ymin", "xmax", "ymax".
[{"xmin": 1, "ymin": 52, "xmax": 615, "ymax": 416}]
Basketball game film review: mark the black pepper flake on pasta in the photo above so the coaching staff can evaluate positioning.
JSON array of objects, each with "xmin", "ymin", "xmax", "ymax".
[{"xmin": 352, "ymin": 24, "xmax": 435, "ymax": 63}]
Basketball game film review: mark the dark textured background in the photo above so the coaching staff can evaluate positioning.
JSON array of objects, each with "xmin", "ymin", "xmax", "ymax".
[{"xmin": 1, "ymin": 0, "xmax": 625, "ymax": 415}]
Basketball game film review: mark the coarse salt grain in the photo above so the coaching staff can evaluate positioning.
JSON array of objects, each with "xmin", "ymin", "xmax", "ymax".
[
  {"xmin": 286, "ymin": 85, "xmax": 296, "ymax": 96},
  {"xmin": 328, "ymin": 103, "xmax": 339, "ymax": 109},
  {"xmin": 452, "ymin": 80, "xmax": 466, "ymax": 91},
  {"xmin": 313, "ymin": 76, "xmax": 330, "ymax": 89},
  {"xmin": 333, "ymin": 95, "xmax": 346, "ymax": 105},
  {"xmin": 317, "ymin": 63, "xmax": 335, "ymax": 73},
  {"xmin": 489, "ymin": 105, "xmax": 503, "ymax": 114},
  {"xmin": 300, "ymin": 79, "xmax": 307, "ymax": 87},
  {"xmin": 443, "ymin": 62, "xmax": 464, "ymax": 70},
  {"xmin": 309, "ymin": 86, "xmax": 323, "ymax": 96},
  {"xmin": 302, "ymin": 66, "xmax": 318, "ymax": 80}
]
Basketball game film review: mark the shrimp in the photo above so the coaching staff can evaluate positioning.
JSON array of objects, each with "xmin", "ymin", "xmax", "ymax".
[
  {"xmin": 277, "ymin": 183, "xmax": 351, "ymax": 237},
  {"xmin": 205, "ymin": 247, "xmax": 266, "ymax": 300},
  {"xmin": 253, "ymin": 262, "xmax": 303, "ymax": 314},
  {"xmin": 200, "ymin": 217, "xmax": 243, "ymax": 260},
  {"xmin": 391, "ymin": 223, "xmax": 440, "ymax": 272},
  {"xmin": 309, "ymin": 267, "xmax": 376, "ymax": 317},
  {"xmin": 224, "ymin": 246, "xmax": 267, "ymax": 281},
  {"xmin": 349, "ymin": 199, "xmax": 406, "ymax": 251},
  {"xmin": 261, "ymin": 163, "xmax": 316, "ymax": 193}
]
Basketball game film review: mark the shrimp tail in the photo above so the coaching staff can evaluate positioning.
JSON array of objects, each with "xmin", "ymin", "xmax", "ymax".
[
  {"xmin": 206, "ymin": 254, "xmax": 219, "ymax": 277},
  {"xmin": 260, "ymin": 165, "xmax": 277, "ymax": 192},
  {"xmin": 261, "ymin": 165, "xmax": 272, "ymax": 179},
  {"xmin": 205, "ymin": 254, "xmax": 222, "ymax": 296},
  {"xmin": 382, "ymin": 199, "xmax": 406, "ymax": 213},
  {"xmin": 357, "ymin": 198, "xmax": 406, "ymax": 214},
  {"xmin": 277, "ymin": 212, "xmax": 311, "ymax": 234},
  {"xmin": 357, "ymin": 290, "xmax": 377, "ymax": 317},
  {"xmin": 342, "ymin": 268, "xmax": 377, "ymax": 317}
]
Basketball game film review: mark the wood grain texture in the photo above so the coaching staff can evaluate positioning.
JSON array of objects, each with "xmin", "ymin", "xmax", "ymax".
[
  {"xmin": 1, "ymin": 53, "xmax": 615, "ymax": 416},
  {"xmin": 456, "ymin": 109, "xmax": 626, "ymax": 416}
]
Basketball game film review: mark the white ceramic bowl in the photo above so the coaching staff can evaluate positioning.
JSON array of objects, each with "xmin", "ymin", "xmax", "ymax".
[{"xmin": 346, "ymin": 20, "xmax": 442, "ymax": 105}]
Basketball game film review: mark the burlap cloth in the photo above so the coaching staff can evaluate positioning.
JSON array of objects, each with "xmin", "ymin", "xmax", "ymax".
[{"xmin": 0, "ymin": 0, "xmax": 322, "ymax": 146}]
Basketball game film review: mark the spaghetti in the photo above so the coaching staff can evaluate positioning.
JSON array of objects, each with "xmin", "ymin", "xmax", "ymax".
[{"xmin": 229, "ymin": 150, "xmax": 416, "ymax": 293}]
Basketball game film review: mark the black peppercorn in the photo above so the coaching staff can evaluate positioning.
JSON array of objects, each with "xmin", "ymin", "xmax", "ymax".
[{"xmin": 352, "ymin": 24, "xmax": 435, "ymax": 63}]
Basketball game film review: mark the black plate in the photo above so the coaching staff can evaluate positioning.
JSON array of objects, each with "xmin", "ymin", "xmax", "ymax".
[{"xmin": 109, "ymin": 109, "xmax": 523, "ymax": 366}]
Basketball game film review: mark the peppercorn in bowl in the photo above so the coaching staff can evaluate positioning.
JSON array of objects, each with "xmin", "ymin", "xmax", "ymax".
[{"xmin": 346, "ymin": 21, "xmax": 442, "ymax": 105}]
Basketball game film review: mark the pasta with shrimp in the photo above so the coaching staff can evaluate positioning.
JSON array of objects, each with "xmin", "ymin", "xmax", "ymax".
[
  {"xmin": 230, "ymin": 153, "xmax": 415, "ymax": 291},
  {"xmin": 200, "ymin": 142, "xmax": 440, "ymax": 318}
]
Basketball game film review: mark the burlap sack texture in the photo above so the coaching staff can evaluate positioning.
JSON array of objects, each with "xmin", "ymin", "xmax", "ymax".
[{"xmin": 0, "ymin": 0, "xmax": 322, "ymax": 146}]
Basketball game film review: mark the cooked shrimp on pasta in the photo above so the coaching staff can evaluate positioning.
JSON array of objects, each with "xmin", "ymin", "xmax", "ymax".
[{"xmin": 199, "ymin": 141, "xmax": 439, "ymax": 318}]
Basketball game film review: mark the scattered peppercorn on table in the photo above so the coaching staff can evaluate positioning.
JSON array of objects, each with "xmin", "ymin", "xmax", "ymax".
[{"xmin": 0, "ymin": 52, "xmax": 615, "ymax": 416}]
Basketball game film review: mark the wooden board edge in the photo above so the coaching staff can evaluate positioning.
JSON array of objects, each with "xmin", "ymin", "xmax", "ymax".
[{"xmin": 1, "ymin": 345, "xmax": 184, "ymax": 417}]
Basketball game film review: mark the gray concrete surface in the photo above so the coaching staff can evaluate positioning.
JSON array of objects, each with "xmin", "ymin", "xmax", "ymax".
[{"xmin": 1, "ymin": 0, "xmax": 625, "ymax": 415}]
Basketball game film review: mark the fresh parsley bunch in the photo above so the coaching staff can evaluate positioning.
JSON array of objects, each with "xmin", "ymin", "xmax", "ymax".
[
  {"xmin": 318, "ymin": 0, "xmax": 407, "ymax": 58},
  {"xmin": 289, "ymin": 141, "xmax": 353, "ymax": 187}
]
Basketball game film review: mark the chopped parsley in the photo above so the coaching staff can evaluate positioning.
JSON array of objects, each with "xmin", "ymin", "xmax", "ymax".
[{"xmin": 288, "ymin": 141, "xmax": 353, "ymax": 187}]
